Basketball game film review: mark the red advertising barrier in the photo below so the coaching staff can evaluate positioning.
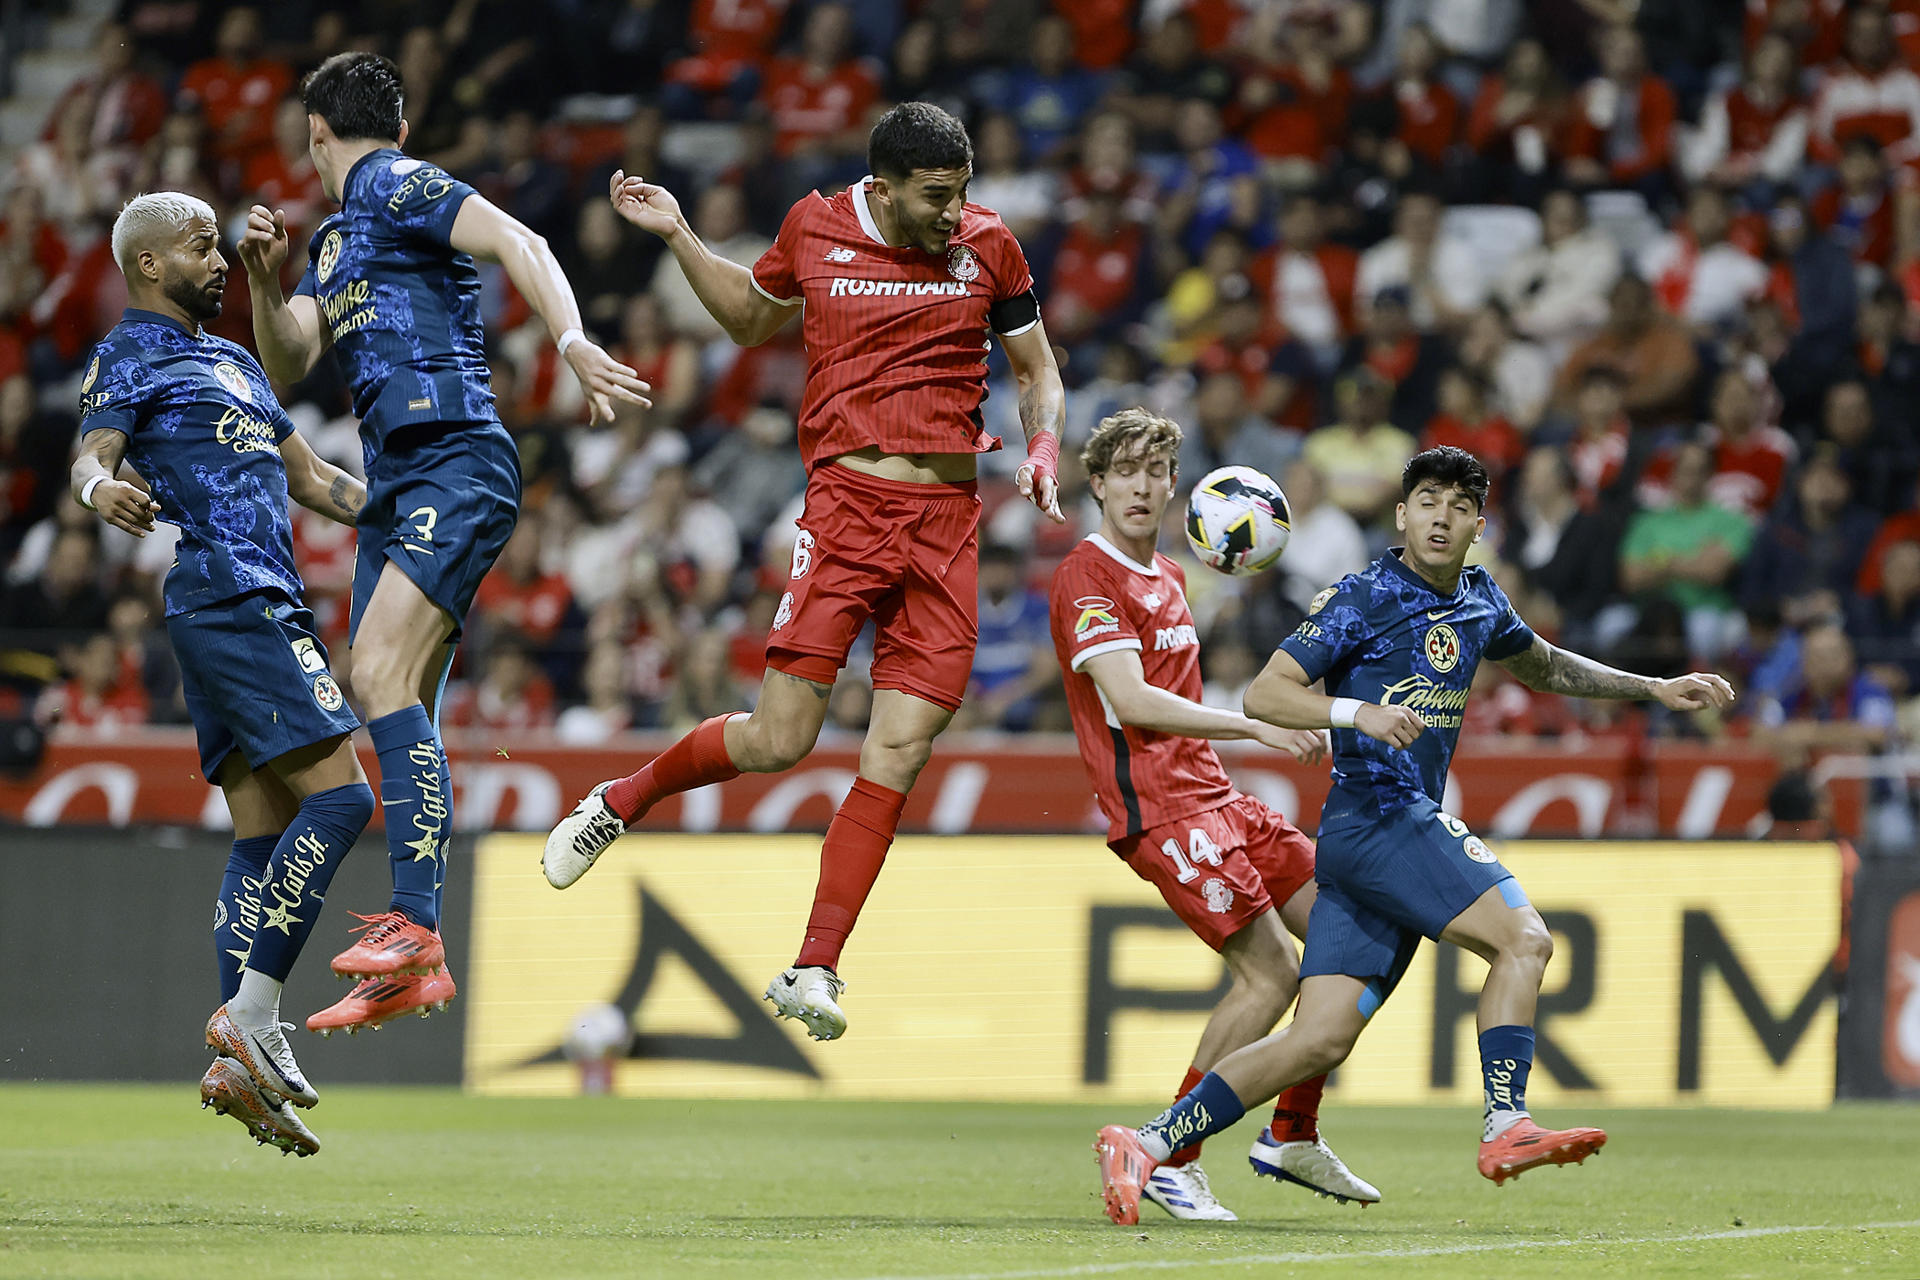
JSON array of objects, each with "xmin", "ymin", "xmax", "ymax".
[{"xmin": 0, "ymin": 728, "xmax": 1861, "ymax": 837}]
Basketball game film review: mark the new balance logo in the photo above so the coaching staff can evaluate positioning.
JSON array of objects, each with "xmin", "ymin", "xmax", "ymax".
[
  {"xmin": 824, "ymin": 246, "xmax": 857, "ymax": 262},
  {"xmin": 1154, "ymin": 624, "xmax": 1198, "ymax": 651},
  {"xmin": 827, "ymin": 278, "xmax": 970, "ymax": 298}
]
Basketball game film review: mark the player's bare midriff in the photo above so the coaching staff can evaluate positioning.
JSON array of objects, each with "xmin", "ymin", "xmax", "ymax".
[{"xmin": 831, "ymin": 445, "xmax": 977, "ymax": 485}]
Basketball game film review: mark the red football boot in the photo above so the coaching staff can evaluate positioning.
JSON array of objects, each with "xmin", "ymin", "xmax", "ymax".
[
  {"xmin": 1093, "ymin": 1125, "xmax": 1159, "ymax": 1225},
  {"xmin": 307, "ymin": 965, "xmax": 457, "ymax": 1036},
  {"xmin": 329, "ymin": 911, "xmax": 445, "ymax": 978},
  {"xmin": 1477, "ymin": 1117, "xmax": 1607, "ymax": 1185}
]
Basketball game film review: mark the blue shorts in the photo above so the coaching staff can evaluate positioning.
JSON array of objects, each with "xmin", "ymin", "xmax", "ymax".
[
  {"xmin": 350, "ymin": 421, "xmax": 520, "ymax": 642},
  {"xmin": 167, "ymin": 591, "xmax": 361, "ymax": 781},
  {"xmin": 1298, "ymin": 792, "xmax": 1527, "ymax": 1011}
]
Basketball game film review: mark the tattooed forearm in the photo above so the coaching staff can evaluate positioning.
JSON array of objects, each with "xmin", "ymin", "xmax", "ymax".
[
  {"xmin": 1499, "ymin": 637, "xmax": 1661, "ymax": 700},
  {"xmin": 328, "ymin": 474, "xmax": 366, "ymax": 521},
  {"xmin": 1017, "ymin": 377, "xmax": 1063, "ymax": 446}
]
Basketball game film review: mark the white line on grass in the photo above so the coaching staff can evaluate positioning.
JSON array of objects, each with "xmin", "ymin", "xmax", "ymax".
[{"xmin": 854, "ymin": 1218, "xmax": 1920, "ymax": 1280}]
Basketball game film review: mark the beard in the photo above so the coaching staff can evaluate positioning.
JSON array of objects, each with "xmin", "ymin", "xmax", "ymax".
[{"xmin": 163, "ymin": 270, "xmax": 224, "ymax": 322}]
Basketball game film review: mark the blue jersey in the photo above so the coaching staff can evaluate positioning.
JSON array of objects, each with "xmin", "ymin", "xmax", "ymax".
[
  {"xmin": 1279, "ymin": 549, "xmax": 1535, "ymax": 808},
  {"xmin": 78, "ymin": 310, "xmax": 304, "ymax": 617},
  {"xmin": 295, "ymin": 147, "xmax": 494, "ymax": 465}
]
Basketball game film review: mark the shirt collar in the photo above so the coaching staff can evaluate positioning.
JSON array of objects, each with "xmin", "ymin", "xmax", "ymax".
[
  {"xmin": 122, "ymin": 307, "xmax": 194, "ymax": 335},
  {"xmin": 1087, "ymin": 532, "xmax": 1160, "ymax": 576},
  {"xmin": 344, "ymin": 146, "xmax": 402, "ymax": 197},
  {"xmin": 850, "ymin": 176, "xmax": 891, "ymax": 246},
  {"xmin": 1382, "ymin": 546, "xmax": 1463, "ymax": 599}
]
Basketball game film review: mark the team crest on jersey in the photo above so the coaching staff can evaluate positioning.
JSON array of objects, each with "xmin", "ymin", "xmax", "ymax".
[
  {"xmin": 1202, "ymin": 878, "xmax": 1234, "ymax": 914},
  {"xmin": 213, "ymin": 361, "xmax": 253, "ymax": 404},
  {"xmin": 317, "ymin": 230, "xmax": 343, "ymax": 284},
  {"xmin": 1463, "ymin": 836, "xmax": 1496, "ymax": 864},
  {"xmin": 312, "ymin": 673, "xmax": 345, "ymax": 712},
  {"xmin": 947, "ymin": 244, "xmax": 980, "ymax": 283},
  {"xmin": 1425, "ymin": 622, "xmax": 1461, "ymax": 673},
  {"xmin": 1308, "ymin": 586, "xmax": 1338, "ymax": 615},
  {"xmin": 773, "ymin": 591, "xmax": 795, "ymax": 631},
  {"xmin": 82, "ymin": 356, "xmax": 100, "ymax": 393},
  {"xmin": 1073, "ymin": 595, "xmax": 1120, "ymax": 640}
]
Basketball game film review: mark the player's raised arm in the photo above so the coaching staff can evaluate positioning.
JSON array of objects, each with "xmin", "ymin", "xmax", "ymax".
[
  {"xmin": 448, "ymin": 194, "xmax": 651, "ymax": 426},
  {"xmin": 1084, "ymin": 649, "xmax": 1326, "ymax": 763},
  {"xmin": 1000, "ymin": 318, "xmax": 1066, "ymax": 524},
  {"xmin": 239, "ymin": 205, "xmax": 330, "ymax": 384},
  {"xmin": 1244, "ymin": 648, "xmax": 1426, "ymax": 748},
  {"xmin": 279, "ymin": 430, "xmax": 366, "ymax": 528},
  {"xmin": 1497, "ymin": 634, "xmax": 1736, "ymax": 711},
  {"xmin": 608, "ymin": 170, "xmax": 798, "ymax": 347},
  {"xmin": 70, "ymin": 427, "xmax": 160, "ymax": 538}
]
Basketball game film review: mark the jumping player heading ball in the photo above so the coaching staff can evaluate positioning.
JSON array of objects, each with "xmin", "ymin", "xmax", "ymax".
[{"xmin": 544, "ymin": 102, "xmax": 1068, "ymax": 1042}]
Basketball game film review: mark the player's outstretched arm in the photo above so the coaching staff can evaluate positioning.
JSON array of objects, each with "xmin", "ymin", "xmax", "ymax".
[
  {"xmin": 279, "ymin": 431, "xmax": 365, "ymax": 528},
  {"xmin": 1497, "ymin": 635, "xmax": 1736, "ymax": 711},
  {"xmin": 1244, "ymin": 649, "xmax": 1426, "ymax": 748},
  {"xmin": 608, "ymin": 170, "xmax": 798, "ymax": 347},
  {"xmin": 70, "ymin": 427, "xmax": 160, "ymax": 538},
  {"xmin": 239, "ymin": 205, "xmax": 330, "ymax": 384},
  {"xmin": 1084, "ymin": 650, "xmax": 1327, "ymax": 763},
  {"xmin": 1001, "ymin": 319, "xmax": 1067, "ymax": 524},
  {"xmin": 450, "ymin": 194, "xmax": 652, "ymax": 426}
]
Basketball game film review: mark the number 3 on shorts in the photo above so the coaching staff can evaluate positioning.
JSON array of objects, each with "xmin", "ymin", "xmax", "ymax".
[{"xmin": 1159, "ymin": 828, "xmax": 1224, "ymax": 884}]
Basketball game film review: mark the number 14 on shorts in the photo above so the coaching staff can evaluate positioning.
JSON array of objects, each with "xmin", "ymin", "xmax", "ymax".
[{"xmin": 1159, "ymin": 828, "xmax": 1225, "ymax": 883}]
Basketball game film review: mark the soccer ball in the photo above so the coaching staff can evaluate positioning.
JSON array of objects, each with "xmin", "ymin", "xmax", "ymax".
[{"xmin": 1185, "ymin": 465, "xmax": 1292, "ymax": 576}]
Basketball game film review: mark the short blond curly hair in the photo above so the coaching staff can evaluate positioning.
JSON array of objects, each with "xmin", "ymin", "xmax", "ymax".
[{"xmin": 1081, "ymin": 406, "xmax": 1183, "ymax": 477}]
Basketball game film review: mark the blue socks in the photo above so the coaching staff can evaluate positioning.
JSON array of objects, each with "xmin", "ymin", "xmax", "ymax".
[
  {"xmin": 430, "ymin": 728, "xmax": 451, "ymax": 925},
  {"xmin": 214, "ymin": 835, "xmax": 277, "ymax": 1002},
  {"xmin": 1137, "ymin": 1071, "xmax": 1247, "ymax": 1162},
  {"xmin": 242, "ymin": 783, "xmax": 375, "ymax": 981},
  {"xmin": 369, "ymin": 705, "xmax": 449, "ymax": 928},
  {"xmin": 1480, "ymin": 1024, "xmax": 1535, "ymax": 1139}
]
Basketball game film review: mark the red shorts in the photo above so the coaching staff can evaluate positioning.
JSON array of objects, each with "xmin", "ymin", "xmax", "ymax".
[
  {"xmin": 766, "ymin": 463, "xmax": 981, "ymax": 711},
  {"xmin": 1112, "ymin": 794, "xmax": 1318, "ymax": 952}
]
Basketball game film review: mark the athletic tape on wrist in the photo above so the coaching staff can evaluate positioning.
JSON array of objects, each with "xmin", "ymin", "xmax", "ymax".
[
  {"xmin": 79, "ymin": 475, "xmax": 106, "ymax": 510},
  {"xmin": 1329, "ymin": 697, "xmax": 1363, "ymax": 729},
  {"xmin": 1023, "ymin": 431, "xmax": 1060, "ymax": 479},
  {"xmin": 557, "ymin": 327, "xmax": 585, "ymax": 356}
]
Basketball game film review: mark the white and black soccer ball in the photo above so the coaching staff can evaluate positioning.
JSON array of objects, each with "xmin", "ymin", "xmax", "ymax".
[{"xmin": 1185, "ymin": 465, "xmax": 1292, "ymax": 576}]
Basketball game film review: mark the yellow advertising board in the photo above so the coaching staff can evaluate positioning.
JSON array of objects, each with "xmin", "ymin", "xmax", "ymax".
[{"xmin": 466, "ymin": 836, "xmax": 1838, "ymax": 1107}]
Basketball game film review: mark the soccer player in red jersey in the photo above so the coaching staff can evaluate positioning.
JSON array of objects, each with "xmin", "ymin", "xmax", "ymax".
[
  {"xmin": 544, "ymin": 103, "xmax": 1068, "ymax": 1041},
  {"xmin": 1050, "ymin": 408, "xmax": 1380, "ymax": 1219}
]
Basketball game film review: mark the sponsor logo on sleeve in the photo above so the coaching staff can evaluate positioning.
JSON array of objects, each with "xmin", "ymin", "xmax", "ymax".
[{"xmin": 1073, "ymin": 595, "xmax": 1120, "ymax": 641}]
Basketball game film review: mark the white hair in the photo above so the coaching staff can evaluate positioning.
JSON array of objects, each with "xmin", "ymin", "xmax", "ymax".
[{"xmin": 110, "ymin": 191, "xmax": 218, "ymax": 276}]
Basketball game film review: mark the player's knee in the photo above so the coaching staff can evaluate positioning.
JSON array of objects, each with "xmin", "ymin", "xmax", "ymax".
[
  {"xmin": 1294, "ymin": 1025, "xmax": 1357, "ymax": 1076},
  {"xmin": 738, "ymin": 711, "xmax": 818, "ymax": 772},
  {"xmin": 346, "ymin": 648, "xmax": 411, "ymax": 710},
  {"xmin": 1232, "ymin": 968, "xmax": 1295, "ymax": 1024},
  {"xmin": 314, "ymin": 781, "xmax": 376, "ymax": 831},
  {"xmin": 1507, "ymin": 912, "xmax": 1555, "ymax": 972}
]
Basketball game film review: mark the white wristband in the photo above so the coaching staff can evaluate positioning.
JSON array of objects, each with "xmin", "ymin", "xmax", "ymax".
[
  {"xmin": 556, "ymin": 327, "xmax": 585, "ymax": 356},
  {"xmin": 1328, "ymin": 697, "xmax": 1364, "ymax": 729},
  {"xmin": 80, "ymin": 475, "xmax": 107, "ymax": 510}
]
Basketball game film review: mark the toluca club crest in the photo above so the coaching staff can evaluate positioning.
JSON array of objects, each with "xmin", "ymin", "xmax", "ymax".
[{"xmin": 947, "ymin": 244, "xmax": 980, "ymax": 283}]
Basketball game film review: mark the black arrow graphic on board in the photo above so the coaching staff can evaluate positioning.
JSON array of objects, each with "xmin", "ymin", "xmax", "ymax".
[{"xmin": 524, "ymin": 887, "xmax": 820, "ymax": 1078}]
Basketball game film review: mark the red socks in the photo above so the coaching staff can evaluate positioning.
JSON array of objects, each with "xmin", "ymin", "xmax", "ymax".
[
  {"xmin": 1163, "ymin": 1066, "xmax": 1209, "ymax": 1167},
  {"xmin": 1270, "ymin": 1073, "xmax": 1327, "ymax": 1143},
  {"xmin": 793, "ymin": 777, "xmax": 907, "ymax": 970},
  {"xmin": 605, "ymin": 715, "xmax": 741, "ymax": 823}
]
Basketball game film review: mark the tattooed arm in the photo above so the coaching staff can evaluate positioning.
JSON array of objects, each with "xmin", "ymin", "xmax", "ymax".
[
  {"xmin": 999, "ymin": 316, "xmax": 1067, "ymax": 523},
  {"xmin": 279, "ymin": 430, "xmax": 365, "ymax": 527},
  {"xmin": 1498, "ymin": 635, "xmax": 1736, "ymax": 710}
]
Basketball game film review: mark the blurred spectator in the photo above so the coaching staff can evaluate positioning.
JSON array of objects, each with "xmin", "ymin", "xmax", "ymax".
[
  {"xmin": 1564, "ymin": 365, "xmax": 1632, "ymax": 507},
  {"xmin": 243, "ymin": 98, "xmax": 325, "ymax": 269},
  {"xmin": 177, "ymin": 7, "xmax": 293, "ymax": 175},
  {"xmin": 1857, "ymin": 473, "xmax": 1920, "ymax": 596},
  {"xmin": 1638, "ymin": 184, "xmax": 1769, "ymax": 333},
  {"xmin": 1465, "ymin": 36, "xmax": 1566, "ymax": 204},
  {"xmin": 1043, "ymin": 189, "xmax": 1149, "ymax": 345},
  {"xmin": 1192, "ymin": 284, "xmax": 1308, "ymax": 427},
  {"xmin": 1378, "ymin": 24, "xmax": 1459, "ymax": 175},
  {"xmin": 1850, "ymin": 537, "xmax": 1920, "ymax": 698},
  {"xmin": 15, "ymin": 93, "xmax": 120, "ymax": 226},
  {"xmin": 1457, "ymin": 302, "xmax": 1553, "ymax": 430},
  {"xmin": 1507, "ymin": 445, "xmax": 1621, "ymax": 638},
  {"xmin": 573, "ymin": 0, "xmax": 685, "ymax": 96},
  {"xmin": 0, "ymin": 376, "xmax": 75, "ymax": 566},
  {"xmin": 4, "ymin": 526, "xmax": 111, "ymax": 651},
  {"xmin": 1111, "ymin": 13, "xmax": 1236, "ymax": 147},
  {"xmin": 1814, "ymin": 135, "xmax": 1896, "ymax": 268},
  {"xmin": 1848, "ymin": 284, "xmax": 1920, "ymax": 437},
  {"xmin": 41, "ymin": 23, "xmax": 167, "ymax": 156},
  {"xmin": 662, "ymin": 0, "xmax": 789, "ymax": 120},
  {"xmin": 1179, "ymin": 368, "xmax": 1302, "ymax": 486},
  {"xmin": 395, "ymin": 25, "xmax": 469, "ymax": 162},
  {"xmin": 1681, "ymin": 32, "xmax": 1807, "ymax": 190},
  {"xmin": 473, "ymin": 524, "xmax": 577, "ymax": 652},
  {"xmin": 692, "ymin": 403, "xmax": 806, "ymax": 544},
  {"xmin": 1421, "ymin": 365, "xmax": 1525, "ymax": 489},
  {"xmin": 568, "ymin": 201, "xmax": 663, "ymax": 338},
  {"xmin": 964, "ymin": 543, "xmax": 1054, "ymax": 731},
  {"xmin": 1639, "ymin": 369, "xmax": 1797, "ymax": 519},
  {"xmin": 1563, "ymin": 26, "xmax": 1676, "ymax": 196},
  {"xmin": 615, "ymin": 294, "xmax": 702, "ymax": 432},
  {"xmin": 448, "ymin": 639, "xmax": 558, "ymax": 732},
  {"xmin": 1810, "ymin": 4, "xmax": 1920, "ymax": 168},
  {"xmin": 554, "ymin": 637, "xmax": 635, "ymax": 744},
  {"xmin": 35, "ymin": 632, "xmax": 148, "ymax": 731},
  {"xmin": 1303, "ymin": 368, "xmax": 1417, "ymax": 527},
  {"xmin": 969, "ymin": 112, "xmax": 1058, "ymax": 246},
  {"xmin": 1740, "ymin": 448, "xmax": 1880, "ymax": 612},
  {"xmin": 1355, "ymin": 189, "xmax": 1483, "ymax": 332},
  {"xmin": 1339, "ymin": 285, "xmax": 1450, "ymax": 428},
  {"xmin": 988, "ymin": 13, "xmax": 1110, "ymax": 165},
  {"xmin": 663, "ymin": 626, "xmax": 747, "ymax": 730},
  {"xmin": 1274, "ymin": 458, "xmax": 1368, "ymax": 614},
  {"xmin": 1820, "ymin": 378, "xmax": 1919, "ymax": 515},
  {"xmin": 1495, "ymin": 189, "xmax": 1621, "ymax": 354},
  {"xmin": 476, "ymin": 111, "xmax": 570, "ymax": 244},
  {"xmin": 1755, "ymin": 621, "xmax": 1897, "ymax": 754},
  {"xmin": 1556, "ymin": 275, "xmax": 1701, "ymax": 427},
  {"xmin": 1764, "ymin": 192, "xmax": 1859, "ymax": 381},
  {"xmin": 105, "ymin": 591, "xmax": 176, "ymax": 718},
  {"xmin": 1744, "ymin": 0, "xmax": 1845, "ymax": 68},
  {"xmin": 1618, "ymin": 440, "xmax": 1753, "ymax": 657},
  {"xmin": 649, "ymin": 183, "xmax": 770, "ymax": 344},
  {"xmin": 762, "ymin": 3, "xmax": 880, "ymax": 162},
  {"xmin": 883, "ymin": 18, "xmax": 972, "ymax": 123},
  {"xmin": 1257, "ymin": 193, "xmax": 1357, "ymax": 368}
]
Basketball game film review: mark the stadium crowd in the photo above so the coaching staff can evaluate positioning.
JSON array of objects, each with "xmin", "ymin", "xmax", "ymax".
[{"xmin": 0, "ymin": 0, "xmax": 1915, "ymax": 793}]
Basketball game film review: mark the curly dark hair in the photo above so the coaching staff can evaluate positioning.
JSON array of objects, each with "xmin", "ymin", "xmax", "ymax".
[
  {"xmin": 868, "ymin": 101, "xmax": 973, "ymax": 179},
  {"xmin": 1402, "ymin": 446, "xmax": 1490, "ymax": 509}
]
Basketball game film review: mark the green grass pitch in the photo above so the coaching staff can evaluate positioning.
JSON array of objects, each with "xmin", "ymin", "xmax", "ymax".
[{"xmin": 2, "ymin": 1086, "xmax": 1915, "ymax": 1279}]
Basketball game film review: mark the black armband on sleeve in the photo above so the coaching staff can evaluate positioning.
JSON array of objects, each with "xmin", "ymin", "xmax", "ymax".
[{"xmin": 989, "ymin": 288, "xmax": 1040, "ymax": 335}]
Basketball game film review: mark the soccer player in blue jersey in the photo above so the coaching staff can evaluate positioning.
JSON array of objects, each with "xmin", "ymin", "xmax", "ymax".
[
  {"xmin": 1091, "ymin": 446, "xmax": 1736, "ymax": 1223},
  {"xmin": 240, "ymin": 52, "xmax": 649, "ymax": 1032},
  {"xmin": 72, "ymin": 192, "xmax": 379, "ymax": 1156}
]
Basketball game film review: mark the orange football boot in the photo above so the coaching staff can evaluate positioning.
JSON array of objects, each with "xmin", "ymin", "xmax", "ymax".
[
  {"xmin": 1093, "ymin": 1125, "xmax": 1159, "ymax": 1225},
  {"xmin": 1477, "ymin": 1117, "xmax": 1607, "ymax": 1185},
  {"xmin": 329, "ymin": 911, "xmax": 445, "ymax": 978},
  {"xmin": 307, "ymin": 965, "xmax": 457, "ymax": 1036},
  {"xmin": 200, "ymin": 1057, "xmax": 320, "ymax": 1156}
]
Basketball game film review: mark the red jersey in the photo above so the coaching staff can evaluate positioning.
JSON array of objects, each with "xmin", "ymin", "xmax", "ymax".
[
  {"xmin": 752, "ymin": 181, "xmax": 1036, "ymax": 469},
  {"xmin": 1050, "ymin": 535, "xmax": 1237, "ymax": 843}
]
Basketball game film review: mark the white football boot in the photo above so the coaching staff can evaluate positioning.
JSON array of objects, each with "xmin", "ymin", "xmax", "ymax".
[
  {"xmin": 1143, "ymin": 1162, "xmax": 1238, "ymax": 1221},
  {"xmin": 764, "ymin": 966, "xmax": 847, "ymax": 1040},
  {"xmin": 1248, "ymin": 1131, "xmax": 1381, "ymax": 1205},
  {"xmin": 205, "ymin": 1006, "xmax": 317, "ymax": 1108},
  {"xmin": 544, "ymin": 780, "xmax": 627, "ymax": 888}
]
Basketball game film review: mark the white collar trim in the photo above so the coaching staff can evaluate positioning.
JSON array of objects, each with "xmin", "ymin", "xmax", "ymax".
[
  {"xmin": 851, "ymin": 177, "xmax": 890, "ymax": 246},
  {"xmin": 1087, "ymin": 532, "xmax": 1160, "ymax": 576}
]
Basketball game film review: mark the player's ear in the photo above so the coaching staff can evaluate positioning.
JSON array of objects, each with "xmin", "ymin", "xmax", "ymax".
[
  {"xmin": 396, "ymin": 118, "xmax": 410, "ymax": 148},
  {"xmin": 1394, "ymin": 503, "xmax": 1407, "ymax": 533},
  {"xmin": 1474, "ymin": 513, "xmax": 1486, "ymax": 542}
]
